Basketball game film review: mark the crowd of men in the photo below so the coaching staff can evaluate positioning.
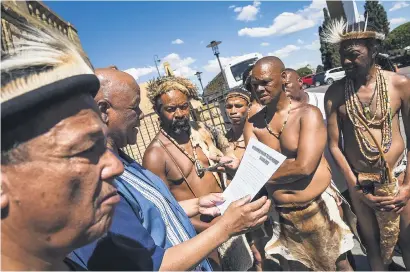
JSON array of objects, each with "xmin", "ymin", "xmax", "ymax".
[{"xmin": 1, "ymin": 15, "xmax": 409, "ymax": 272}]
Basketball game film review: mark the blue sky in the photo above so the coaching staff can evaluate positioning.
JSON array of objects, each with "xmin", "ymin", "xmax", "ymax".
[{"xmin": 47, "ymin": 1, "xmax": 410, "ymax": 90}]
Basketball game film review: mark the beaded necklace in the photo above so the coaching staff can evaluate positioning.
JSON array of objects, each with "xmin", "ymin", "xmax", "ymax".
[
  {"xmin": 232, "ymin": 138, "xmax": 245, "ymax": 150},
  {"xmin": 160, "ymin": 129, "xmax": 205, "ymax": 177},
  {"xmin": 227, "ymin": 129, "xmax": 245, "ymax": 150},
  {"xmin": 264, "ymin": 98, "xmax": 292, "ymax": 139},
  {"xmin": 344, "ymin": 65, "xmax": 392, "ymax": 164},
  {"xmin": 356, "ymin": 78, "xmax": 377, "ymax": 120}
]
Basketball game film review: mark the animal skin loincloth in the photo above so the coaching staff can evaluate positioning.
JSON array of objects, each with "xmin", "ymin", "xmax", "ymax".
[
  {"xmin": 265, "ymin": 183, "xmax": 359, "ymax": 271},
  {"xmin": 354, "ymin": 154, "xmax": 407, "ymax": 265}
]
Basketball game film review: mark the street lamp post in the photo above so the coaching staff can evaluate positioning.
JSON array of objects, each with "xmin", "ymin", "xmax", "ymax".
[
  {"xmin": 194, "ymin": 71, "xmax": 204, "ymax": 93},
  {"xmin": 206, "ymin": 40, "xmax": 228, "ymax": 98},
  {"xmin": 153, "ymin": 55, "xmax": 161, "ymax": 78}
]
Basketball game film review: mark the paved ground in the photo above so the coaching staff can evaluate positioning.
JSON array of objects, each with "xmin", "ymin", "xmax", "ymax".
[{"xmin": 302, "ymin": 67, "xmax": 409, "ymax": 270}]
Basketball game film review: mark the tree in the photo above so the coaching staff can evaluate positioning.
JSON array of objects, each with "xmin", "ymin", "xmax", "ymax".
[
  {"xmin": 385, "ymin": 22, "xmax": 410, "ymax": 51},
  {"xmin": 316, "ymin": 65, "xmax": 324, "ymax": 73},
  {"xmin": 296, "ymin": 66, "xmax": 313, "ymax": 77},
  {"xmin": 319, "ymin": 8, "xmax": 341, "ymax": 70},
  {"xmin": 364, "ymin": 0, "xmax": 390, "ymax": 37}
]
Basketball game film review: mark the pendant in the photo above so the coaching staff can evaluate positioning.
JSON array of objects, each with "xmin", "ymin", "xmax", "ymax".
[
  {"xmin": 364, "ymin": 106, "xmax": 371, "ymax": 119},
  {"xmin": 195, "ymin": 161, "xmax": 205, "ymax": 177}
]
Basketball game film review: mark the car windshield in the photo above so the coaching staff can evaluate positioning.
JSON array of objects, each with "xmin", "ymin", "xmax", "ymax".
[{"xmin": 230, "ymin": 58, "xmax": 258, "ymax": 82}]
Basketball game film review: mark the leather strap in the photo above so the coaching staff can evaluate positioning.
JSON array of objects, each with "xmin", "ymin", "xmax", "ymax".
[{"xmin": 156, "ymin": 138, "xmax": 198, "ymax": 198}]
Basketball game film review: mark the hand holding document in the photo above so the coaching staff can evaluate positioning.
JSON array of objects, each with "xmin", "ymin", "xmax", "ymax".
[{"xmin": 217, "ymin": 137, "xmax": 286, "ymax": 214}]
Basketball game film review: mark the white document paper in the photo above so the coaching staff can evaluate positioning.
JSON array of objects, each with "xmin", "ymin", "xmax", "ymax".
[{"xmin": 217, "ymin": 137, "xmax": 286, "ymax": 214}]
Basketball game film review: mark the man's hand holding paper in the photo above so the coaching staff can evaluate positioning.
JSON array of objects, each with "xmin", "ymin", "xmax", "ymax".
[{"xmin": 218, "ymin": 138, "xmax": 286, "ymax": 214}]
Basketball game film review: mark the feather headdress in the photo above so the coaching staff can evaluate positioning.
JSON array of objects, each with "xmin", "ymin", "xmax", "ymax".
[
  {"xmin": 1, "ymin": 20, "xmax": 99, "ymax": 121},
  {"xmin": 147, "ymin": 76, "xmax": 199, "ymax": 105},
  {"xmin": 1, "ymin": 23, "xmax": 94, "ymax": 103},
  {"xmin": 322, "ymin": 15, "xmax": 385, "ymax": 44}
]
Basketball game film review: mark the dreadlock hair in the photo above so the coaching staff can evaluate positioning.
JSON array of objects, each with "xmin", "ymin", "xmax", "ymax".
[{"xmin": 146, "ymin": 76, "xmax": 199, "ymax": 111}]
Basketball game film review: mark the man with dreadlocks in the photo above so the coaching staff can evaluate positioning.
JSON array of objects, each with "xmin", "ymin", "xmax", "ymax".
[
  {"xmin": 143, "ymin": 76, "xmax": 256, "ymax": 270},
  {"xmin": 324, "ymin": 18, "xmax": 410, "ymax": 270},
  {"xmin": 69, "ymin": 68, "xmax": 270, "ymax": 271}
]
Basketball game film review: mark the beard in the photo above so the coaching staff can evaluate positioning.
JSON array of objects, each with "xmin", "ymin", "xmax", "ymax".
[
  {"xmin": 171, "ymin": 117, "xmax": 190, "ymax": 134},
  {"xmin": 344, "ymin": 58, "xmax": 373, "ymax": 81}
]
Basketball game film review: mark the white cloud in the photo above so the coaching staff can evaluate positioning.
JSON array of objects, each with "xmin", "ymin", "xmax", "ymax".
[
  {"xmin": 233, "ymin": 1, "xmax": 261, "ymax": 22},
  {"xmin": 389, "ymin": 1, "xmax": 409, "ymax": 12},
  {"xmin": 228, "ymin": 5, "xmax": 236, "ymax": 9},
  {"xmin": 171, "ymin": 38, "xmax": 184, "ymax": 45},
  {"xmin": 306, "ymin": 0, "xmax": 326, "ymax": 10},
  {"xmin": 161, "ymin": 53, "xmax": 196, "ymax": 77},
  {"xmin": 390, "ymin": 17, "xmax": 408, "ymax": 25},
  {"xmin": 126, "ymin": 53, "xmax": 197, "ymax": 81},
  {"xmin": 297, "ymin": 39, "xmax": 304, "ymax": 44},
  {"xmin": 260, "ymin": 42, "xmax": 270, "ymax": 46},
  {"xmin": 269, "ymin": 44, "xmax": 300, "ymax": 59},
  {"xmin": 304, "ymin": 39, "xmax": 320, "ymax": 50},
  {"xmin": 203, "ymin": 56, "xmax": 238, "ymax": 73},
  {"xmin": 123, "ymin": 67, "xmax": 156, "ymax": 80},
  {"xmin": 238, "ymin": 0, "xmax": 326, "ymax": 37},
  {"xmin": 288, "ymin": 61, "xmax": 310, "ymax": 69}
]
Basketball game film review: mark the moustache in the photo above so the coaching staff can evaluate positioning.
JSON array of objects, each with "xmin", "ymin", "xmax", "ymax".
[
  {"xmin": 172, "ymin": 117, "xmax": 189, "ymax": 126},
  {"xmin": 171, "ymin": 117, "xmax": 190, "ymax": 134}
]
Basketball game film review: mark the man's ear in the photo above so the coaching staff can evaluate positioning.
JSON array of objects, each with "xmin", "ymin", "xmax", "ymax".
[
  {"xmin": 1, "ymin": 174, "xmax": 10, "ymax": 217},
  {"xmin": 97, "ymin": 99, "xmax": 111, "ymax": 124},
  {"xmin": 153, "ymin": 99, "xmax": 162, "ymax": 115},
  {"xmin": 281, "ymin": 71, "xmax": 287, "ymax": 83},
  {"xmin": 298, "ymin": 77, "xmax": 304, "ymax": 89}
]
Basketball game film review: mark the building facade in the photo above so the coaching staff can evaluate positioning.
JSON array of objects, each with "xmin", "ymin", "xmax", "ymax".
[{"xmin": 1, "ymin": 0, "xmax": 84, "ymax": 54}]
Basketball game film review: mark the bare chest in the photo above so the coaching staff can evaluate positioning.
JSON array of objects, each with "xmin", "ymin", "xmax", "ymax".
[
  {"xmin": 338, "ymin": 79, "xmax": 401, "ymax": 121},
  {"xmin": 253, "ymin": 114, "xmax": 300, "ymax": 158},
  {"xmin": 162, "ymin": 141, "xmax": 221, "ymax": 198}
]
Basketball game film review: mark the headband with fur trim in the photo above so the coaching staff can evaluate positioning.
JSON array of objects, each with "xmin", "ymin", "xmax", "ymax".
[
  {"xmin": 147, "ymin": 76, "xmax": 199, "ymax": 105},
  {"xmin": 322, "ymin": 17, "xmax": 385, "ymax": 44}
]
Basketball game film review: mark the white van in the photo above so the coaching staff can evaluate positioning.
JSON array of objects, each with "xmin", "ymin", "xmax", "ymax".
[
  {"xmin": 223, "ymin": 53, "xmax": 262, "ymax": 89},
  {"xmin": 324, "ymin": 67, "xmax": 346, "ymax": 85}
]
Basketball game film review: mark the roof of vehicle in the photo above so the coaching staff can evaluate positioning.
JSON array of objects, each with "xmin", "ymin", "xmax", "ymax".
[
  {"xmin": 325, "ymin": 67, "xmax": 343, "ymax": 73},
  {"xmin": 225, "ymin": 53, "xmax": 262, "ymax": 68}
]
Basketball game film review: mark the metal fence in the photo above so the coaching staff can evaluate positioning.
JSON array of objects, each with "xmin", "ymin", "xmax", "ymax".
[{"xmin": 122, "ymin": 98, "xmax": 229, "ymax": 164}]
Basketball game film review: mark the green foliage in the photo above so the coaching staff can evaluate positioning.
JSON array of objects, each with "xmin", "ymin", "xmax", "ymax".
[
  {"xmin": 385, "ymin": 22, "xmax": 410, "ymax": 51},
  {"xmin": 316, "ymin": 64, "xmax": 324, "ymax": 73},
  {"xmin": 296, "ymin": 66, "xmax": 313, "ymax": 77},
  {"xmin": 319, "ymin": 8, "xmax": 341, "ymax": 70},
  {"xmin": 364, "ymin": 0, "xmax": 390, "ymax": 37}
]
